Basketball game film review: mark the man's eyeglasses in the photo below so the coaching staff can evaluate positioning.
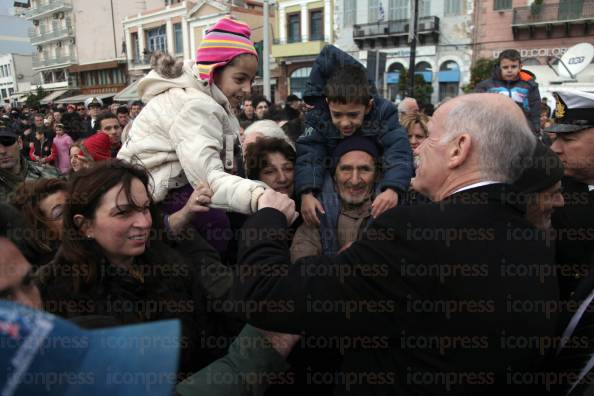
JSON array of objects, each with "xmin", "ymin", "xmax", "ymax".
[
  {"xmin": 77, "ymin": 107, "xmax": 85, "ymax": 111},
  {"xmin": 0, "ymin": 136, "xmax": 17, "ymax": 147}
]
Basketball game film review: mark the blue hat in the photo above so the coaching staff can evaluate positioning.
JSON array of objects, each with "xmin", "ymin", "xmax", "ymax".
[
  {"xmin": 0, "ymin": 301, "xmax": 180, "ymax": 396},
  {"xmin": 331, "ymin": 136, "xmax": 381, "ymax": 172}
]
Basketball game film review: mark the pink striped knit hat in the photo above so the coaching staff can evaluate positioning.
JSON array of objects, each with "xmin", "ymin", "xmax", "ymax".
[{"xmin": 196, "ymin": 16, "xmax": 258, "ymax": 83}]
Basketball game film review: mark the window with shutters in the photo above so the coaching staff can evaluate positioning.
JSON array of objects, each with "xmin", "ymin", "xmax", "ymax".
[
  {"xmin": 174, "ymin": 23, "xmax": 183, "ymax": 54},
  {"xmin": 344, "ymin": 0, "xmax": 356, "ymax": 26},
  {"xmin": 287, "ymin": 13, "xmax": 301, "ymax": 43},
  {"xmin": 310, "ymin": 10, "xmax": 323, "ymax": 40},
  {"xmin": 445, "ymin": 0, "xmax": 462, "ymax": 16},
  {"xmin": 147, "ymin": 26, "xmax": 166, "ymax": 53},
  {"xmin": 369, "ymin": 0, "xmax": 379, "ymax": 22},
  {"xmin": 493, "ymin": 0, "xmax": 512, "ymax": 10},
  {"xmin": 389, "ymin": 0, "xmax": 408, "ymax": 20},
  {"xmin": 419, "ymin": 0, "xmax": 431, "ymax": 17}
]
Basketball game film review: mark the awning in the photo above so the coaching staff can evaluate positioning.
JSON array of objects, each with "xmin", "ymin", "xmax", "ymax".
[
  {"xmin": 438, "ymin": 70, "xmax": 460, "ymax": 83},
  {"xmin": 113, "ymin": 80, "xmax": 141, "ymax": 103},
  {"xmin": 11, "ymin": 95, "xmax": 28, "ymax": 102},
  {"xmin": 39, "ymin": 89, "xmax": 69, "ymax": 105},
  {"xmin": 54, "ymin": 92, "xmax": 116, "ymax": 104}
]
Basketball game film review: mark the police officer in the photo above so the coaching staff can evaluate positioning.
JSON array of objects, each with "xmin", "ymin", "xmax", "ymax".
[
  {"xmin": 82, "ymin": 97, "xmax": 103, "ymax": 138},
  {"xmin": 546, "ymin": 89, "xmax": 594, "ymax": 300}
]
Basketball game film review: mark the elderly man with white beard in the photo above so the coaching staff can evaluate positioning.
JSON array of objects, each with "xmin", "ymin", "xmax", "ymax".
[{"xmin": 230, "ymin": 93, "xmax": 559, "ymax": 395}]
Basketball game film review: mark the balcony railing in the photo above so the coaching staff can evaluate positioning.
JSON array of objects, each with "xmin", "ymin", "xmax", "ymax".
[
  {"xmin": 131, "ymin": 56, "xmax": 152, "ymax": 67},
  {"xmin": 33, "ymin": 53, "xmax": 77, "ymax": 69},
  {"xmin": 25, "ymin": 0, "xmax": 73, "ymax": 20},
  {"xmin": 513, "ymin": 0, "xmax": 594, "ymax": 25},
  {"xmin": 354, "ymin": 16, "xmax": 439, "ymax": 38},
  {"xmin": 29, "ymin": 20, "xmax": 74, "ymax": 45}
]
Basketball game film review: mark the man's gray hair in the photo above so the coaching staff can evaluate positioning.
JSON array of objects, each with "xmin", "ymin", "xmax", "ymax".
[
  {"xmin": 441, "ymin": 97, "xmax": 536, "ymax": 183},
  {"xmin": 398, "ymin": 97, "xmax": 418, "ymax": 114}
]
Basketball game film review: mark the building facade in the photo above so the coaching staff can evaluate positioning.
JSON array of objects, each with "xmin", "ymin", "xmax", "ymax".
[
  {"xmin": 0, "ymin": 54, "xmax": 35, "ymax": 106},
  {"xmin": 0, "ymin": 14, "xmax": 36, "ymax": 106},
  {"xmin": 25, "ymin": 0, "xmax": 163, "ymax": 103},
  {"xmin": 473, "ymin": 0, "xmax": 594, "ymax": 99},
  {"xmin": 332, "ymin": 0, "xmax": 473, "ymax": 104},
  {"xmin": 122, "ymin": 0, "xmax": 268, "ymax": 96},
  {"xmin": 272, "ymin": 0, "xmax": 333, "ymax": 101}
]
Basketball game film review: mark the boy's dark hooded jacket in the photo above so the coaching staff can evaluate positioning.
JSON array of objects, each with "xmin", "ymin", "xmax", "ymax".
[
  {"xmin": 474, "ymin": 65, "xmax": 541, "ymax": 132},
  {"xmin": 295, "ymin": 45, "xmax": 412, "ymax": 195}
]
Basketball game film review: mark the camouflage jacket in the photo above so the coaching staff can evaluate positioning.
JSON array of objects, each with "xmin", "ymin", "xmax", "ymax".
[{"xmin": 0, "ymin": 156, "xmax": 60, "ymax": 203}]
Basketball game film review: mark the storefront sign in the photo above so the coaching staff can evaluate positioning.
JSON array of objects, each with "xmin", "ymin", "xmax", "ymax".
[{"xmin": 492, "ymin": 48, "xmax": 568, "ymax": 59}]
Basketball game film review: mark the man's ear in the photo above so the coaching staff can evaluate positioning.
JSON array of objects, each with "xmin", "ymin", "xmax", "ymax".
[
  {"xmin": 447, "ymin": 133, "xmax": 472, "ymax": 169},
  {"xmin": 365, "ymin": 98, "xmax": 374, "ymax": 114},
  {"xmin": 17, "ymin": 136, "xmax": 22, "ymax": 150},
  {"xmin": 73, "ymin": 214, "xmax": 93, "ymax": 238}
]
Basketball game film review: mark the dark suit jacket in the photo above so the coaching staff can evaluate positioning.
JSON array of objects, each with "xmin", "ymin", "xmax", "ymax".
[
  {"xmin": 81, "ymin": 117, "xmax": 96, "ymax": 138},
  {"xmin": 553, "ymin": 177, "xmax": 594, "ymax": 300},
  {"xmin": 230, "ymin": 184, "xmax": 560, "ymax": 395}
]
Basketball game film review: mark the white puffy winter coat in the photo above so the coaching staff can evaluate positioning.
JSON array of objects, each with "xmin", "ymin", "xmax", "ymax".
[{"xmin": 117, "ymin": 61, "xmax": 266, "ymax": 214}]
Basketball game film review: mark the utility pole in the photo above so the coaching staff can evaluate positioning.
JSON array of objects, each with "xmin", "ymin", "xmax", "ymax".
[
  {"xmin": 407, "ymin": 0, "xmax": 418, "ymax": 97},
  {"xmin": 110, "ymin": 0, "xmax": 118, "ymax": 59},
  {"xmin": 263, "ymin": 0, "xmax": 271, "ymax": 100}
]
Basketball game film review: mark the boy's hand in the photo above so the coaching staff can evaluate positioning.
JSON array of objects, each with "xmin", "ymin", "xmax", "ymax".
[
  {"xmin": 301, "ymin": 193, "xmax": 325, "ymax": 226},
  {"xmin": 371, "ymin": 189, "xmax": 399, "ymax": 219}
]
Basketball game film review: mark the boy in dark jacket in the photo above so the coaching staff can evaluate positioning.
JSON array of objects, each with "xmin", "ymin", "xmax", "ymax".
[
  {"xmin": 296, "ymin": 45, "xmax": 413, "ymax": 225},
  {"xmin": 475, "ymin": 49, "xmax": 541, "ymax": 132}
]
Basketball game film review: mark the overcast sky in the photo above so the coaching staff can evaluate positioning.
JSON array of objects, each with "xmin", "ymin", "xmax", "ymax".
[{"xmin": 0, "ymin": 0, "xmax": 13, "ymax": 16}]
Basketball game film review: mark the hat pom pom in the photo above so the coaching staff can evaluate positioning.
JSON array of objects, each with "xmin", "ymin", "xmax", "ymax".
[{"xmin": 151, "ymin": 51, "xmax": 184, "ymax": 79}]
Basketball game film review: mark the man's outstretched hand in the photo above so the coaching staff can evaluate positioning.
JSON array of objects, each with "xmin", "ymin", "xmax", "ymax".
[{"xmin": 258, "ymin": 189, "xmax": 299, "ymax": 225}]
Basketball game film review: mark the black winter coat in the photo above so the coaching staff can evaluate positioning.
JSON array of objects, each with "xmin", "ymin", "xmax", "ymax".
[
  {"xmin": 552, "ymin": 177, "xmax": 594, "ymax": 301},
  {"xmin": 38, "ymin": 228, "xmax": 233, "ymax": 377},
  {"xmin": 229, "ymin": 184, "xmax": 560, "ymax": 395}
]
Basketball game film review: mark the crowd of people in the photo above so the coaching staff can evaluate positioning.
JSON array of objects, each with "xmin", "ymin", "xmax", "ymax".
[{"xmin": 1, "ymin": 15, "xmax": 594, "ymax": 396}]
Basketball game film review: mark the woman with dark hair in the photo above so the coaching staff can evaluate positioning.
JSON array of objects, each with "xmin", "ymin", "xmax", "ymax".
[
  {"xmin": 10, "ymin": 178, "xmax": 67, "ymax": 268},
  {"xmin": 68, "ymin": 141, "xmax": 88, "ymax": 173},
  {"xmin": 252, "ymin": 96, "xmax": 271, "ymax": 120},
  {"xmin": 244, "ymin": 137, "xmax": 296, "ymax": 198},
  {"xmin": 226, "ymin": 137, "xmax": 299, "ymax": 267},
  {"xmin": 36, "ymin": 159, "xmax": 229, "ymax": 375}
]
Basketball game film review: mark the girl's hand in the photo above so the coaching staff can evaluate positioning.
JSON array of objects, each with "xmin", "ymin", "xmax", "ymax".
[{"xmin": 167, "ymin": 182, "xmax": 212, "ymax": 235}]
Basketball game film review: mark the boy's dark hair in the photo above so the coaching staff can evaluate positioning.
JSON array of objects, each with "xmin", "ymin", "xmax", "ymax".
[
  {"xmin": 131, "ymin": 100, "xmax": 143, "ymax": 108},
  {"xmin": 540, "ymin": 102, "xmax": 551, "ymax": 116},
  {"xmin": 324, "ymin": 64, "xmax": 372, "ymax": 106},
  {"xmin": 116, "ymin": 106, "xmax": 129, "ymax": 115},
  {"xmin": 498, "ymin": 49, "xmax": 522, "ymax": 64},
  {"xmin": 95, "ymin": 111, "xmax": 118, "ymax": 130}
]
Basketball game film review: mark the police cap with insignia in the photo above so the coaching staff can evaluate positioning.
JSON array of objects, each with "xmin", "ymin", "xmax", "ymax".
[
  {"xmin": 84, "ymin": 96, "xmax": 103, "ymax": 109},
  {"xmin": 545, "ymin": 89, "xmax": 594, "ymax": 133}
]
